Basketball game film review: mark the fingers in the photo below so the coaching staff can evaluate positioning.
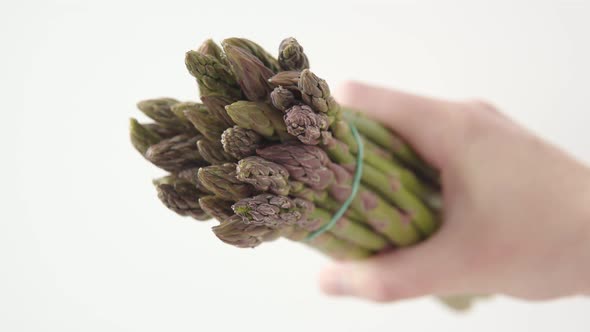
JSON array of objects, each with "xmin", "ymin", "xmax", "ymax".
[
  {"xmin": 335, "ymin": 81, "xmax": 463, "ymax": 168},
  {"xmin": 319, "ymin": 230, "xmax": 467, "ymax": 302}
]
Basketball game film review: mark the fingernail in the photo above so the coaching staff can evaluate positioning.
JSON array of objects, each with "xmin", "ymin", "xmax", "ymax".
[{"xmin": 319, "ymin": 265, "xmax": 352, "ymax": 296}]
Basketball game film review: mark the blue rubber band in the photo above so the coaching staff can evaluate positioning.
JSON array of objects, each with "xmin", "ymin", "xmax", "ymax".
[{"xmin": 305, "ymin": 123, "xmax": 364, "ymax": 241}]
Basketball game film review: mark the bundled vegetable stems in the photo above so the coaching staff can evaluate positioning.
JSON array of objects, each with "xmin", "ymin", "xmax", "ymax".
[{"xmin": 130, "ymin": 36, "xmax": 476, "ymax": 309}]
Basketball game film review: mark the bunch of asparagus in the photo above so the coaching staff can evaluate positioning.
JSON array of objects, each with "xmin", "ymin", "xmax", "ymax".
[{"xmin": 130, "ymin": 37, "xmax": 476, "ymax": 309}]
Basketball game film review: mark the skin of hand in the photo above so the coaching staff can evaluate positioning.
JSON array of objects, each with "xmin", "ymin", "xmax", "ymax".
[{"xmin": 319, "ymin": 82, "xmax": 590, "ymax": 302}]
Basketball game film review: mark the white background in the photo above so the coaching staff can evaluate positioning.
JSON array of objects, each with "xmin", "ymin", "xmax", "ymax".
[{"xmin": 2, "ymin": 0, "xmax": 590, "ymax": 331}]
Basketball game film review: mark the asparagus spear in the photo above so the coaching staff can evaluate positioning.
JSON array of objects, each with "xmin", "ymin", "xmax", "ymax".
[
  {"xmin": 144, "ymin": 134, "xmax": 206, "ymax": 172},
  {"xmin": 212, "ymin": 214, "xmax": 279, "ymax": 248},
  {"xmin": 235, "ymin": 156, "xmax": 291, "ymax": 196},
  {"xmin": 222, "ymin": 37, "xmax": 280, "ymax": 72},
  {"xmin": 199, "ymin": 95, "xmax": 236, "ymax": 127},
  {"xmin": 320, "ymin": 133, "xmax": 438, "ymax": 236},
  {"xmin": 181, "ymin": 102, "xmax": 227, "ymax": 140},
  {"xmin": 137, "ymin": 98, "xmax": 194, "ymax": 131},
  {"xmin": 270, "ymin": 86, "xmax": 297, "ymax": 112},
  {"xmin": 155, "ymin": 179, "xmax": 209, "ymax": 220},
  {"xmin": 143, "ymin": 122, "xmax": 183, "ymax": 139},
  {"xmin": 197, "ymin": 138, "xmax": 236, "ymax": 164},
  {"xmin": 256, "ymin": 144, "xmax": 422, "ymax": 245},
  {"xmin": 225, "ymin": 101, "xmax": 290, "ymax": 141},
  {"xmin": 129, "ymin": 118, "xmax": 162, "ymax": 155},
  {"xmin": 282, "ymin": 99, "xmax": 437, "ymax": 234},
  {"xmin": 297, "ymin": 69, "xmax": 339, "ymax": 119},
  {"xmin": 221, "ymin": 126, "xmax": 264, "ymax": 160},
  {"xmin": 197, "ymin": 163, "xmax": 255, "ymax": 201},
  {"xmin": 334, "ymin": 118, "xmax": 434, "ymax": 198},
  {"xmin": 176, "ymin": 167, "xmax": 212, "ymax": 194},
  {"xmin": 233, "ymin": 194, "xmax": 388, "ymax": 251},
  {"xmin": 213, "ymin": 215, "xmax": 370, "ymax": 260},
  {"xmin": 279, "ymin": 69, "xmax": 435, "ymax": 200},
  {"xmin": 283, "ymin": 107, "xmax": 435, "ymax": 200},
  {"xmin": 197, "ymin": 39, "xmax": 226, "ymax": 64},
  {"xmin": 268, "ymin": 71, "xmax": 300, "ymax": 88},
  {"xmin": 256, "ymin": 142, "xmax": 335, "ymax": 191},
  {"xmin": 199, "ymin": 195, "xmax": 236, "ymax": 222},
  {"xmin": 278, "ymin": 37, "xmax": 310, "ymax": 71},
  {"xmin": 185, "ymin": 48, "xmax": 240, "ymax": 126},
  {"xmin": 185, "ymin": 50, "xmax": 241, "ymax": 99},
  {"xmin": 343, "ymin": 109, "xmax": 439, "ymax": 184},
  {"xmin": 284, "ymin": 105, "xmax": 330, "ymax": 145},
  {"xmin": 299, "ymin": 231, "xmax": 373, "ymax": 260},
  {"xmin": 235, "ymin": 156, "xmax": 364, "ymax": 221},
  {"xmin": 222, "ymin": 43, "xmax": 275, "ymax": 101}
]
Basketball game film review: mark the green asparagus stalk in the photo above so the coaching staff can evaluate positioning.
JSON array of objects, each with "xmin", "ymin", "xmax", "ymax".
[
  {"xmin": 232, "ymin": 194, "xmax": 309, "ymax": 228},
  {"xmin": 225, "ymin": 101, "xmax": 290, "ymax": 141},
  {"xmin": 152, "ymin": 174, "xmax": 176, "ymax": 186},
  {"xmin": 281, "ymin": 70, "xmax": 436, "ymax": 203},
  {"xmin": 185, "ymin": 47, "xmax": 241, "ymax": 126},
  {"xmin": 137, "ymin": 98, "xmax": 194, "ymax": 131},
  {"xmin": 197, "ymin": 39, "xmax": 226, "ymax": 64},
  {"xmin": 233, "ymin": 194, "xmax": 389, "ymax": 251},
  {"xmin": 212, "ymin": 214, "xmax": 279, "ymax": 248},
  {"xmin": 214, "ymin": 214, "xmax": 371, "ymax": 260},
  {"xmin": 222, "ymin": 37, "xmax": 280, "ymax": 72},
  {"xmin": 222, "ymin": 43, "xmax": 275, "ymax": 101},
  {"xmin": 278, "ymin": 37, "xmax": 310, "ymax": 71},
  {"xmin": 294, "ymin": 70, "xmax": 438, "ymax": 195},
  {"xmin": 197, "ymin": 138, "xmax": 236, "ymax": 164},
  {"xmin": 155, "ymin": 178, "xmax": 209, "ymax": 220},
  {"xmin": 256, "ymin": 144, "xmax": 422, "ymax": 245},
  {"xmin": 235, "ymin": 156, "xmax": 364, "ymax": 222},
  {"xmin": 299, "ymin": 231, "xmax": 373, "ymax": 260},
  {"xmin": 336, "ymin": 119, "xmax": 438, "ymax": 201},
  {"xmin": 197, "ymin": 163, "xmax": 255, "ymax": 201},
  {"xmin": 283, "ymin": 104, "xmax": 433, "ymax": 199},
  {"xmin": 185, "ymin": 50, "xmax": 241, "ymax": 99},
  {"xmin": 268, "ymin": 71, "xmax": 300, "ymax": 88},
  {"xmin": 343, "ymin": 109, "xmax": 439, "ymax": 184},
  {"xmin": 235, "ymin": 156, "xmax": 291, "ymax": 196},
  {"xmin": 221, "ymin": 126, "xmax": 264, "ymax": 160},
  {"xmin": 270, "ymin": 86, "xmax": 297, "ymax": 112},
  {"xmin": 199, "ymin": 195, "xmax": 234, "ymax": 221},
  {"xmin": 320, "ymin": 133, "xmax": 438, "ymax": 236},
  {"xmin": 145, "ymin": 134, "xmax": 206, "ymax": 172},
  {"xmin": 256, "ymin": 142, "xmax": 335, "ymax": 191},
  {"xmin": 306, "ymin": 207, "xmax": 390, "ymax": 251},
  {"xmin": 129, "ymin": 118, "xmax": 162, "ymax": 154},
  {"xmin": 143, "ymin": 122, "xmax": 183, "ymax": 139},
  {"xmin": 284, "ymin": 104, "xmax": 330, "ymax": 145},
  {"xmin": 297, "ymin": 69, "xmax": 340, "ymax": 120},
  {"xmin": 199, "ymin": 95, "xmax": 236, "ymax": 127},
  {"xmin": 176, "ymin": 167, "xmax": 212, "ymax": 194},
  {"xmin": 437, "ymin": 295, "xmax": 478, "ymax": 311},
  {"xmin": 181, "ymin": 102, "xmax": 227, "ymax": 140},
  {"xmin": 278, "ymin": 224, "xmax": 373, "ymax": 259}
]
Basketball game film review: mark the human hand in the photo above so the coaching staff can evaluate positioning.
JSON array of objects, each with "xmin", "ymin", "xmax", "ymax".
[{"xmin": 319, "ymin": 82, "xmax": 590, "ymax": 302}]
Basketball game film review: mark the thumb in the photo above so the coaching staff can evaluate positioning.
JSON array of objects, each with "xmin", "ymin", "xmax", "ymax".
[{"xmin": 318, "ymin": 230, "xmax": 467, "ymax": 302}]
